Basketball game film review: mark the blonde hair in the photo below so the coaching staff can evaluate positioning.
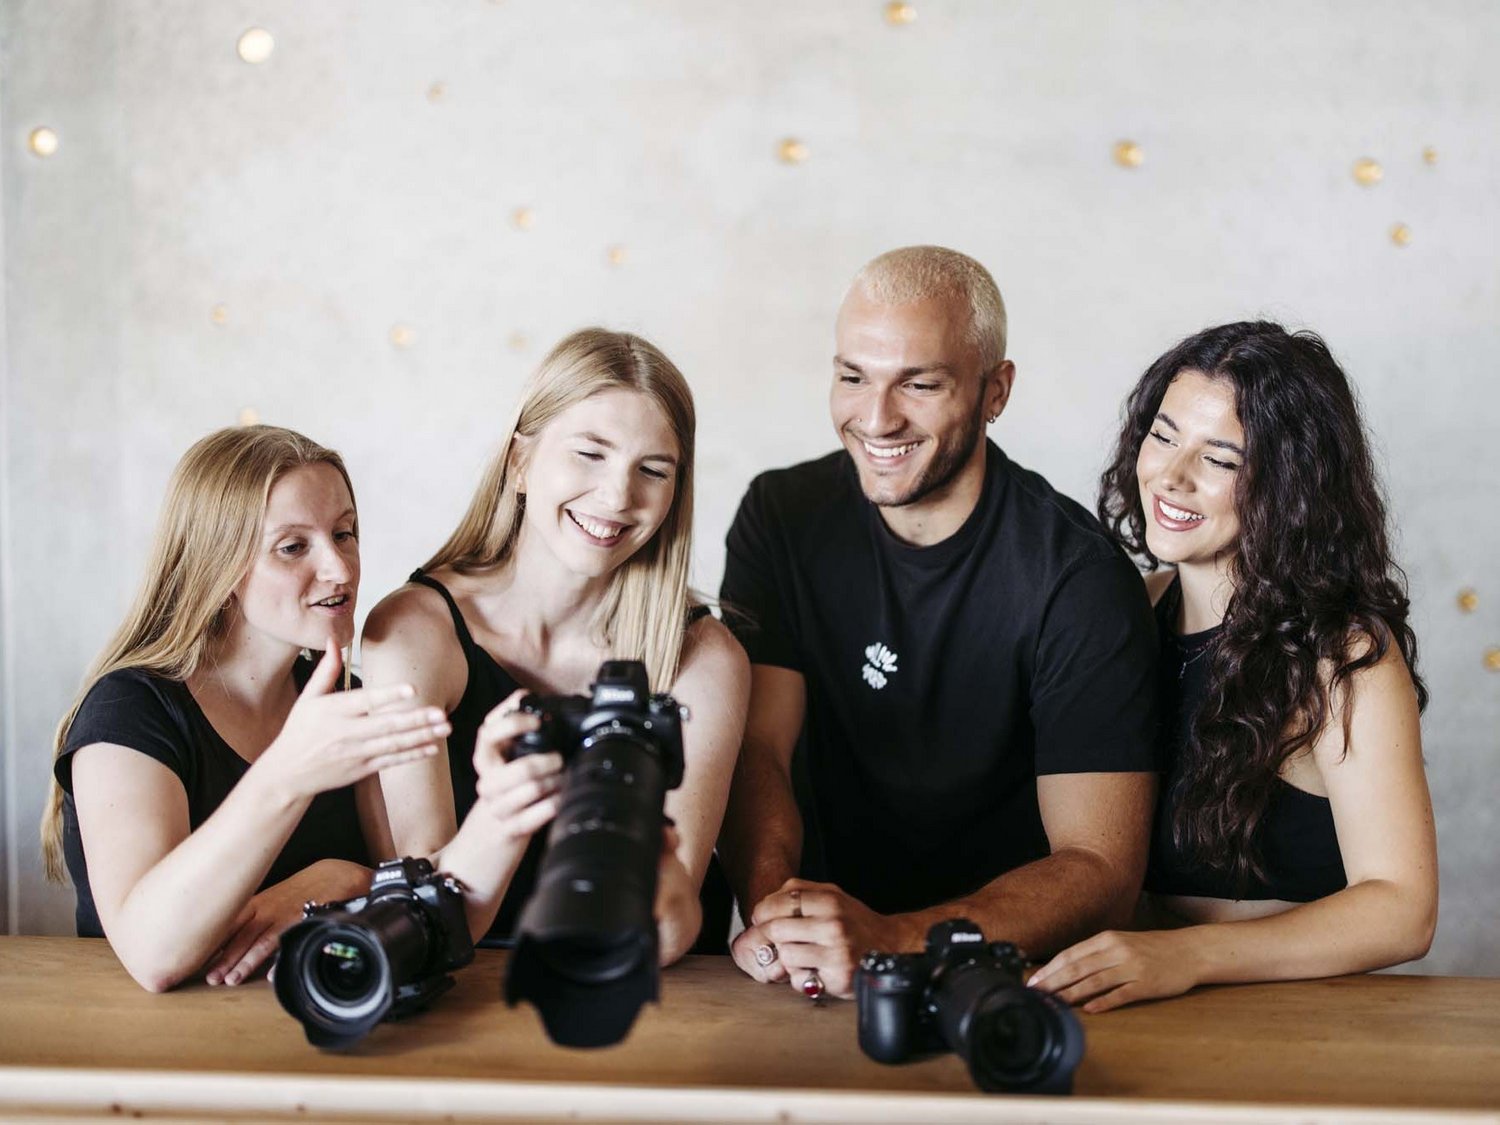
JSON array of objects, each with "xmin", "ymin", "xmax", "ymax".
[
  {"xmin": 424, "ymin": 328, "xmax": 696, "ymax": 693},
  {"xmin": 851, "ymin": 245, "xmax": 1009, "ymax": 370},
  {"xmin": 41, "ymin": 426, "xmax": 356, "ymax": 881}
]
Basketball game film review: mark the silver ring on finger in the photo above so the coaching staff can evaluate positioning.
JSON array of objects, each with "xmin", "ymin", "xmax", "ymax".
[
  {"xmin": 754, "ymin": 943, "xmax": 778, "ymax": 968},
  {"xmin": 790, "ymin": 888, "xmax": 803, "ymax": 918}
]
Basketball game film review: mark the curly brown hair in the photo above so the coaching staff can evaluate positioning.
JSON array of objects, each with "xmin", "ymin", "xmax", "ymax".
[{"xmin": 1099, "ymin": 321, "xmax": 1427, "ymax": 887}]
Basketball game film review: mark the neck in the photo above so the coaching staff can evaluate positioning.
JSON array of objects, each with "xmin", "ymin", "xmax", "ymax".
[
  {"xmin": 1175, "ymin": 555, "xmax": 1236, "ymax": 634},
  {"xmin": 190, "ymin": 620, "xmax": 304, "ymax": 712},
  {"xmin": 494, "ymin": 527, "xmax": 612, "ymax": 650},
  {"xmin": 876, "ymin": 442, "xmax": 988, "ymax": 547}
]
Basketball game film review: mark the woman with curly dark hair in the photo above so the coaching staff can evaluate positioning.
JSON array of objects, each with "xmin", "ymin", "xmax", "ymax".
[{"xmin": 1030, "ymin": 321, "xmax": 1437, "ymax": 1011}]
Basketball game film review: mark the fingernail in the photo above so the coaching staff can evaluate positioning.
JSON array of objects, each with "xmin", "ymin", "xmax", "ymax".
[
  {"xmin": 225, "ymin": 972, "xmax": 241, "ymax": 986},
  {"xmin": 426, "ymin": 708, "xmax": 445, "ymax": 722}
]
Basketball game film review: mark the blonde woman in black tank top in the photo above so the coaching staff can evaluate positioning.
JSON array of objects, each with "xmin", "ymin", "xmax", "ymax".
[
  {"xmin": 362, "ymin": 329, "xmax": 749, "ymax": 961},
  {"xmin": 1030, "ymin": 322, "xmax": 1436, "ymax": 1012}
]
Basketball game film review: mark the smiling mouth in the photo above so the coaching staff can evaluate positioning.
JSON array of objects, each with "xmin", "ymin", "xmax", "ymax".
[
  {"xmin": 1154, "ymin": 496, "xmax": 1206, "ymax": 525},
  {"xmin": 567, "ymin": 509, "xmax": 629, "ymax": 546},
  {"xmin": 859, "ymin": 439, "xmax": 921, "ymax": 461},
  {"xmin": 310, "ymin": 594, "xmax": 352, "ymax": 610}
]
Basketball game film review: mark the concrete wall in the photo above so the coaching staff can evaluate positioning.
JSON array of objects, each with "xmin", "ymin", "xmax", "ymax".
[{"xmin": 3, "ymin": 0, "xmax": 1497, "ymax": 972}]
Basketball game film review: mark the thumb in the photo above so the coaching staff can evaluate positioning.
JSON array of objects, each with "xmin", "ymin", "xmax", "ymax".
[{"xmin": 302, "ymin": 639, "xmax": 343, "ymax": 698}]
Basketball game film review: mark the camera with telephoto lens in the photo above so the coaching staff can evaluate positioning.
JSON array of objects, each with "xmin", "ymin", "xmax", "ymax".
[
  {"xmin": 503, "ymin": 659, "xmax": 686, "ymax": 1049},
  {"xmin": 274, "ymin": 856, "xmax": 474, "ymax": 1049},
  {"xmin": 856, "ymin": 919, "xmax": 1085, "ymax": 1094}
]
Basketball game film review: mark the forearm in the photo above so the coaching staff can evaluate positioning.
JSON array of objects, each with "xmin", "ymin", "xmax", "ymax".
[
  {"xmin": 718, "ymin": 751, "xmax": 802, "ymax": 917},
  {"xmin": 106, "ymin": 774, "xmax": 310, "ymax": 990},
  {"xmin": 430, "ymin": 812, "xmax": 533, "ymax": 941},
  {"xmin": 894, "ymin": 846, "xmax": 1138, "ymax": 959},
  {"xmin": 1179, "ymin": 880, "xmax": 1437, "ymax": 987}
]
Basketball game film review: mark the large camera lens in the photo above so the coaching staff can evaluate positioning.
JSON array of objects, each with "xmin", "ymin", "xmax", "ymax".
[
  {"xmin": 311, "ymin": 937, "xmax": 381, "ymax": 1006},
  {"xmin": 933, "ymin": 962, "xmax": 1084, "ymax": 1094}
]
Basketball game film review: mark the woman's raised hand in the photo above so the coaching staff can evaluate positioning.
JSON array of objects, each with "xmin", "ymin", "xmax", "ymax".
[
  {"xmin": 256, "ymin": 639, "xmax": 449, "ymax": 801},
  {"xmin": 472, "ymin": 689, "xmax": 564, "ymax": 841}
]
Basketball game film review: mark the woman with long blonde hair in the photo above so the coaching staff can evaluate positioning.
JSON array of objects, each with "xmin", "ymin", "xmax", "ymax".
[
  {"xmin": 47, "ymin": 425, "xmax": 554, "ymax": 991},
  {"xmin": 363, "ymin": 328, "xmax": 749, "ymax": 961}
]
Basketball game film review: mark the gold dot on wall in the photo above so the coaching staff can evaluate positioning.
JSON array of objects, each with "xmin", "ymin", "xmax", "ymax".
[
  {"xmin": 1485, "ymin": 648, "xmax": 1500, "ymax": 672},
  {"xmin": 237, "ymin": 28, "xmax": 275, "ymax": 64},
  {"xmin": 606, "ymin": 245, "xmax": 628, "ymax": 267},
  {"xmin": 1352, "ymin": 157, "xmax": 1383, "ymax": 186},
  {"xmin": 1422, "ymin": 145, "xmax": 1438, "ymax": 166},
  {"xmin": 507, "ymin": 331, "xmax": 528, "ymax": 352},
  {"xmin": 389, "ymin": 324, "xmax": 415, "ymax": 348},
  {"xmin": 884, "ymin": 2, "xmax": 917, "ymax": 25},
  {"xmin": 210, "ymin": 304, "xmax": 229, "ymax": 325},
  {"xmin": 512, "ymin": 206, "xmax": 536, "ymax": 230},
  {"xmin": 237, "ymin": 407, "xmax": 260, "ymax": 427},
  {"xmin": 427, "ymin": 81, "xmax": 446, "ymax": 103},
  {"xmin": 778, "ymin": 138, "xmax": 809, "ymax": 165},
  {"xmin": 1459, "ymin": 589, "xmax": 1479, "ymax": 613},
  {"xmin": 1390, "ymin": 222, "xmax": 1412, "ymax": 247},
  {"xmin": 27, "ymin": 126, "xmax": 59, "ymax": 157},
  {"xmin": 1113, "ymin": 141, "xmax": 1144, "ymax": 169}
]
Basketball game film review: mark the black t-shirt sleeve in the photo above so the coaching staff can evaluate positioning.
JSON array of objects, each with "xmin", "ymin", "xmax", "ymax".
[
  {"xmin": 1031, "ymin": 555, "xmax": 1159, "ymax": 775},
  {"xmin": 56, "ymin": 670, "xmax": 190, "ymax": 794},
  {"xmin": 720, "ymin": 475, "xmax": 802, "ymax": 671}
]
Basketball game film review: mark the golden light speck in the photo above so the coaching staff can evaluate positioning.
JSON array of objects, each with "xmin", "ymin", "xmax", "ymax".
[
  {"xmin": 606, "ymin": 245, "xmax": 628, "ymax": 267},
  {"xmin": 1113, "ymin": 141, "xmax": 1144, "ymax": 169},
  {"xmin": 237, "ymin": 407, "xmax": 260, "ymax": 427},
  {"xmin": 1422, "ymin": 145, "xmax": 1438, "ymax": 166},
  {"xmin": 236, "ymin": 28, "xmax": 275, "ymax": 65},
  {"xmin": 1485, "ymin": 648, "xmax": 1500, "ymax": 673},
  {"xmin": 507, "ymin": 332, "xmax": 529, "ymax": 352},
  {"xmin": 1390, "ymin": 222, "xmax": 1412, "ymax": 247},
  {"xmin": 210, "ymin": 304, "xmax": 229, "ymax": 325},
  {"xmin": 778, "ymin": 138, "xmax": 809, "ymax": 165},
  {"xmin": 27, "ymin": 126, "xmax": 59, "ymax": 157},
  {"xmin": 389, "ymin": 324, "xmax": 415, "ymax": 349},
  {"xmin": 1352, "ymin": 157, "xmax": 1383, "ymax": 187},
  {"xmin": 512, "ymin": 207, "xmax": 536, "ymax": 231},
  {"xmin": 884, "ymin": 2, "xmax": 917, "ymax": 26},
  {"xmin": 427, "ymin": 82, "xmax": 446, "ymax": 103},
  {"xmin": 1458, "ymin": 589, "xmax": 1479, "ymax": 613}
]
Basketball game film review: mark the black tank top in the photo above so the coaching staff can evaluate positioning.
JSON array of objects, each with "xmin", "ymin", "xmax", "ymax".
[
  {"xmin": 408, "ymin": 571, "xmax": 732, "ymax": 951},
  {"xmin": 1144, "ymin": 579, "xmax": 1347, "ymax": 902}
]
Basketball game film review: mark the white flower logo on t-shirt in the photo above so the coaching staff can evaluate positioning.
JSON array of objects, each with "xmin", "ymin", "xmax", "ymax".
[{"xmin": 862, "ymin": 642, "xmax": 899, "ymax": 690}]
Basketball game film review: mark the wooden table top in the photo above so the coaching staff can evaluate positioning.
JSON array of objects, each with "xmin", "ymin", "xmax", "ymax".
[{"xmin": 1, "ymin": 936, "xmax": 1496, "ymax": 1123}]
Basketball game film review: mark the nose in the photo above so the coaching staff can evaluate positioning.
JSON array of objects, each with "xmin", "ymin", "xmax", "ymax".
[
  {"xmin": 316, "ymin": 539, "xmax": 356, "ymax": 585},
  {"xmin": 1157, "ymin": 447, "xmax": 1195, "ymax": 492},
  {"xmin": 597, "ymin": 464, "xmax": 635, "ymax": 513},
  {"xmin": 863, "ymin": 384, "xmax": 904, "ymax": 437}
]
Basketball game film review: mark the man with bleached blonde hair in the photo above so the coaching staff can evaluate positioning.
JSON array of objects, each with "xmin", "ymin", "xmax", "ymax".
[{"xmin": 718, "ymin": 245, "xmax": 1159, "ymax": 999}]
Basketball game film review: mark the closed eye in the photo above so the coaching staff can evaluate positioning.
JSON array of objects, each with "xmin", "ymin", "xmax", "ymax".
[
  {"xmin": 1149, "ymin": 428, "xmax": 1174, "ymax": 446},
  {"xmin": 640, "ymin": 465, "xmax": 671, "ymax": 481},
  {"xmin": 277, "ymin": 541, "xmax": 306, "ymax": 557},
  {"xmin": 1205, "ymin": 456, "xmax": 1240, "ymax": 471}
]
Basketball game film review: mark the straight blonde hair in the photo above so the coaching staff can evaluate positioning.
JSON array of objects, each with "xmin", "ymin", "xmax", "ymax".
[
  {"xmin": 424, "ymin": 328, "xmax": 696, "ymax": 692},
  {"xmin": 41, "ymin": 426, "xmax": 356, "ymax": 881}
]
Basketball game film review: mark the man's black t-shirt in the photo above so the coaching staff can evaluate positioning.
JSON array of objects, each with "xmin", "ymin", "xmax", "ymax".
[
  {"xmin": 56, "ymin": 661, "xmax": 371, "ymax": 938},
  {"xmin": 720, "ymin": 442, "xmax": 1158, "ymax": 914}
]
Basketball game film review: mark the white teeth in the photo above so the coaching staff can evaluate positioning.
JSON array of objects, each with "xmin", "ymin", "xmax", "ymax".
[
  {"xmin": 314, "ymin": 595, "xmax": 347, "ymax": 607},
  {"xmin": 569, "ymin": 511, "xmax": 625, "ymax": 541},
  {"xmin": 863, "ymin": 441, "xmax": 918, "ymax": 459},
  {"xmin": 1160, "ymin": 499, "xmax": 1204, "ymax": 522}
]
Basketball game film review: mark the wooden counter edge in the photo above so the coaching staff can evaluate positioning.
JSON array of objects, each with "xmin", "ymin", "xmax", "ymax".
[{"xmin": 1, "ymin": 1067, "xmax": 1496, "ymax": 1125}]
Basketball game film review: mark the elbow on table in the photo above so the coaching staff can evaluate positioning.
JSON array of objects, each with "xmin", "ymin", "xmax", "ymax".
[{"xmin": 116, "ymin": 945, "xmax": 201, "ymax": 994}]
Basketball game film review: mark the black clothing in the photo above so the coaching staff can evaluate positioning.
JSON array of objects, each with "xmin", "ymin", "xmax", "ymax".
[
  {"xmin": 410, "ymin": 571, "xmax": 731, "ymax": 952},
  {"xmin": 409, "ymin": 570, "xmax": 544, "ymax": 944},
  {"xmin": 56, "ymin": 659, "xmax": 371, "ymax": 939},
  {"xmin": 720, "ymin": 442, "xmax": 1159, "ymax": 915},
  {"xmin": 1143, "ymin": 579, "xmax": 1348, "ymax": 902}
]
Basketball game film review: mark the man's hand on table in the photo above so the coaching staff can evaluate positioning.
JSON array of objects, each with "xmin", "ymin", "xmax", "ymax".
[{"xmin": 733, "ymin": 878, "xmax": 909, "ymax": 999}]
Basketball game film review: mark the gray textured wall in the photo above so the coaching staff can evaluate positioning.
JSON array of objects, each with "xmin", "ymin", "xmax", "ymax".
[{"xmin": 3, "ymin": 1, "xmax": 1497, "ymax": 973}]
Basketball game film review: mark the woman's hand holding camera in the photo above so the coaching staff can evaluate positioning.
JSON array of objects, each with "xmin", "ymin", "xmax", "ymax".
[
  {"xmin": 255, "ymin": 640, "xmax": 450, "ymax": 804},
  {"xmin": 472, "ymin": 689, "xmax": 564, "ymax": 841}
]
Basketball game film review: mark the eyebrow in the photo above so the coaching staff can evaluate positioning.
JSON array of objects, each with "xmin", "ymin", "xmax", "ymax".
[
  {"xmin": 571, "ymin": 431, "xmax": 678, "ymax": 465},
  {"xmin": 1155, "ymin": 412, "xmax": 1246, "ymax": 456},
  {"xmin": 834, "ymin": 356, "xmax": 956, "ymax": 378},
  {"xmin": 263, "ymin": 508, "xmax": 357, "ymax": 538}
]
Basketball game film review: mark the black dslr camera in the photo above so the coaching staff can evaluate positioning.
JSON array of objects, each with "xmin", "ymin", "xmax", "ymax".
[
  {"xmin": 856, "ymin": 919, "xmax": 1084, "ymax": 1094},
  {"xmin": 503, "ymin": 659, "xmax": 687, "ymax": 1049},
  {"xmin": 274, "ymin": 856, "xmax": 473, "ymax": 1049}
]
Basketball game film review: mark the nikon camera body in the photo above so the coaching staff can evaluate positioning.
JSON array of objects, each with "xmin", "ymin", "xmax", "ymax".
[{"xmin": 856, "ymin": 919, "xmax": 1084, "ymax": 1094}]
